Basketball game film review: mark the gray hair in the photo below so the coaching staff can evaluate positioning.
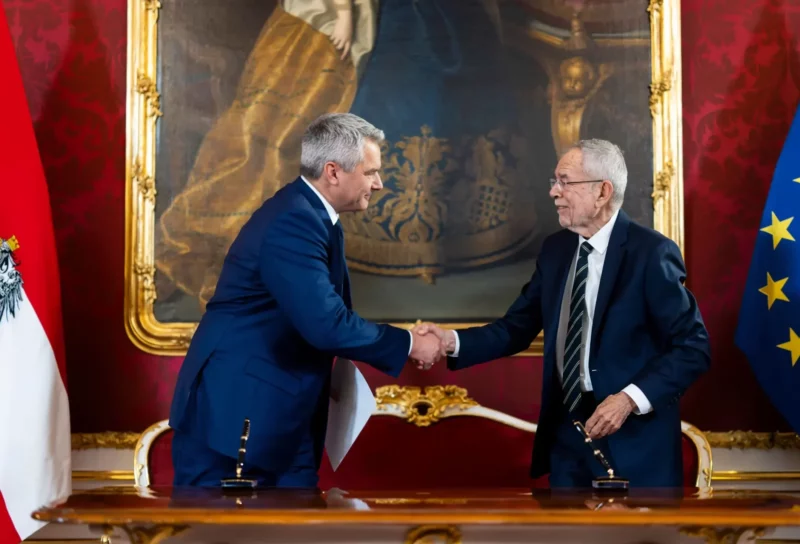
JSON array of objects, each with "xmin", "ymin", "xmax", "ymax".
[
  {"xmin": 571, "ymin": 139, "xmax": 628, "ymax": 211},
  {"xmin": 299, "ymin": 113, "xmax": 385, "ymax": 179}
]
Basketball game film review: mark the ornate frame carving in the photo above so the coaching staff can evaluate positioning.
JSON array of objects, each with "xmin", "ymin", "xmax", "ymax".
[{"xmin": 124, "ymin": 0, "xmax": 684, "ymax": 355}]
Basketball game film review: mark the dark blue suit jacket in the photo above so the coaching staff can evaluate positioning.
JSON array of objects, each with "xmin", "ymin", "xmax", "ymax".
[
  {"xmin": 448, "ymin": 211, "xmax": 710, "ymax": 486},
  {"xmin": 169, "ymin": 178, "xmax": 410, "ymax": 473}
]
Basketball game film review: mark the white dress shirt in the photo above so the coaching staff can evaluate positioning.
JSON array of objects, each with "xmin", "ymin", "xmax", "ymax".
[
  {"xmin": 451, "ymin": 210, "xmax": 652, "ymax": 414},
  {"xmin": 301, "ymin": 177, "xmax": 414, "ymax": 354}
]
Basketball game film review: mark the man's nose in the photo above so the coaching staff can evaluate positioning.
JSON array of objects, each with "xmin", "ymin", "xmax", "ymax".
[{"xmin": 372, "ymin": 174, "xmax": 383, "ymax": 190}]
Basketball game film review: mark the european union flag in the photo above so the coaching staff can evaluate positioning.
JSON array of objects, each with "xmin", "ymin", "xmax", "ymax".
[{"xmin": 736, "ymin": 104, "xmax": 800, "ymax": 433}]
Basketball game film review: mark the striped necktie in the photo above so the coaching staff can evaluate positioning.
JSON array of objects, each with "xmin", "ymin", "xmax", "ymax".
[{"xmin": 563, "ymin": 241, "xmax": 594, "ymax": 413}]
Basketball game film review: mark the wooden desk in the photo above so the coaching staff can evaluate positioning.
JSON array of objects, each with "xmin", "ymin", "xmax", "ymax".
[{"xmin": 32, "ymin": 487, "xmax": 800, "ymax": 544}]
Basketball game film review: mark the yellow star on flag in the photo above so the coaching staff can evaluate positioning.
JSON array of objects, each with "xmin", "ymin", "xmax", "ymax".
[
  {"xmin": 761, "ymin": 212, "xmax": 795, "ymax": 249},
  {"xmin": 794, "ymin": 177, "xmax": 800, "ymax": 183},
  {"xmin": 759, "ymin": 272, "xmax": 790, "ymax": 309},
  {"xmin": 778, "ymin": 328, "xmax": 800, "ymax": 366}
]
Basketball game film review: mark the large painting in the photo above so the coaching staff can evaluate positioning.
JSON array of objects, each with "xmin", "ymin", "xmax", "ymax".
[{"xmin": 125, "ymin": 0, "xmax": 683, "ymax": 355}]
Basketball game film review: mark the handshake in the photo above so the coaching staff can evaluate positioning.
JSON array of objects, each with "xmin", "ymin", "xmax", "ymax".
[{"xmin": 408, "ymin": 323, "xmax": 457, "ymax": 371}]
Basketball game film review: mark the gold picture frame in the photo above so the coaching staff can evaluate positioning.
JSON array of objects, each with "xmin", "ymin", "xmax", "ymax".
[{"xmin": 124, "ymin": 0, "xmax": 683, "ymax": 356}]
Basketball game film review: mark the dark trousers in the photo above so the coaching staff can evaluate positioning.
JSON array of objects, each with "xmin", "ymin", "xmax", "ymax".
[
  {"xmin": 548, "ymin": 393, "xmax": 617, "ymax": 488},
  {"xmin": 172, "ymin": 428, "xmax": 319, "ymax": 488}
]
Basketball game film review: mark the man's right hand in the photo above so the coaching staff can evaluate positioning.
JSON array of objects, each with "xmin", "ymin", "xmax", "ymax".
[
  {"xmin": 409, "ymin": 328, "xmax": 444, "ymax": 370},
  {"xmin": 413, "ymin": 322, "xmax": 456, "ymax": 354}
]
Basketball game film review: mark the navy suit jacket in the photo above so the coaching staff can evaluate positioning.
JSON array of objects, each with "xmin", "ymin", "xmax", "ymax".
[
  {"xmin": 169, "ymin": 178, "xmax": 410, "ymax": 473},
  {"xmin": 448, "ymin": 211, "xmax": 710, "ymax": 486}
]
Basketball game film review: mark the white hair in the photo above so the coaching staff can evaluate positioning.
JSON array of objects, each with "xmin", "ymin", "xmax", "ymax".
[
  {"xmin": 299, "ymin": 113, "xmax": 385, "ymax": 179},
  {"xmin": 571, "ymin": 139, "xmax": 628, "ymax": 211}
]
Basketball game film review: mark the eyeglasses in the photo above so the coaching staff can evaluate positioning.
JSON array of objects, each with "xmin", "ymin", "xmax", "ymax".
[{"xmin": 548, "ymin": 178, "xmax": 604, "ymax": 189}]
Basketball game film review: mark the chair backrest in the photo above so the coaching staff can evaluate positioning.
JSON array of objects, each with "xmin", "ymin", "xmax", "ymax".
[
  {"xmin": 681, "ymin": 420, "xmax": 713, "ymax": 489},
  {"xmin": 317, "ymin": 385, "xmax": 544, "ymax": 489},
  {"xmin": 133, "ymin": 385, "xmax": 712, "ymax": 490},
  {"xmin": 133, "ymin": 419, "xmax": 173, "ymax": 487}
]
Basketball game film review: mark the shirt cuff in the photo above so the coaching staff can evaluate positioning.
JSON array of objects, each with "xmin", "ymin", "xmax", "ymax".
[
  {"xmin": 408, "ymin": 330, "xmax": 413, "ymax": 356},
  {"xmin": 622, "ymin": 384, "xmax": 652, "ymax": 415},
  {"xmin": 451, "ymin": 331, "xmax": 460, "ymax": 357}
]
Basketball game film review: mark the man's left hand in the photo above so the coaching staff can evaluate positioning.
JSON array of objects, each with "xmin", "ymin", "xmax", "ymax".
[{"xmin": 585, "ymin": 392, "xmax": 636, "ymax": 439}]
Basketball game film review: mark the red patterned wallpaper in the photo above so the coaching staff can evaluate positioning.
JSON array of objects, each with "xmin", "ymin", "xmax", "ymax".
[
  {"xmin": 3, "ymin": 0, "xmax": 799, "ymax": 432},
  {"xmin": 681, "ymin": 0, "xmax": 800, "ymax": 430}
]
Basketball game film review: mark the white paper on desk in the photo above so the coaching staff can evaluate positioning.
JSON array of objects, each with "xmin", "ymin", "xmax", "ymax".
[{"xmin": 325, "ymin": 358, "xmax": 376, "ymax": 471}]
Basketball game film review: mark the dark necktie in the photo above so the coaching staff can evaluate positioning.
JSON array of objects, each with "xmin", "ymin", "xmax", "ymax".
[{"xmin": 563, "ymin": 241, "xmax": 594, "ymax": 413}]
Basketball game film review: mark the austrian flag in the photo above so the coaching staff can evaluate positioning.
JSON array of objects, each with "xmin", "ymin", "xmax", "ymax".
[{"xmin": 0, "ymin": 4, "xmax": 71, "ymax": 543}]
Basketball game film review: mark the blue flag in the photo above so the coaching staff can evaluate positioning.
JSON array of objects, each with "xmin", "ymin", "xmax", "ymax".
[{"xmin": 736, "ymin": 104, "xmax": 800, "ymax": 433}]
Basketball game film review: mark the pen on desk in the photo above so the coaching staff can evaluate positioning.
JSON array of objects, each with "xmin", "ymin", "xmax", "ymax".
[{"xmin": 236, "ymin": 418, "xmax": 250, "ymax": 480}]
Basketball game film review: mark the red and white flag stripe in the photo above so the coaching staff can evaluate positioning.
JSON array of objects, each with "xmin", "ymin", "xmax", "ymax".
[{"xmin": 0, "ymin": 2, "xmax": 71, "ymax": 542}]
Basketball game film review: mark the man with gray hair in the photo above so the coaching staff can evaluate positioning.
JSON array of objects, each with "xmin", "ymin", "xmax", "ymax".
[
  {"xmin": 417, "ymin": 139, "xmax": 710, "ymax": 487},
  {"xmin": 169, "ymin": 113, "xmax": 443, "ymax": 488}
]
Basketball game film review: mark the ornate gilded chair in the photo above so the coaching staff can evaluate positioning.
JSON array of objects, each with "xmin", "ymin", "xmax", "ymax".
[
  {"xmin": 133, "ymin": 386, "xmax": 712, "ymax": 490},
  {"xmin": 133, "ymin": 419, "xmax": 173, "ymax": 487},
  {"xmin": 317, "ymin": 386, "xmax": 713, "ymax": 490}
]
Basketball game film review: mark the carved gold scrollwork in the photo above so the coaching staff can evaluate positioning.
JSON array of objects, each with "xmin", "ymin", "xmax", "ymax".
[
  {"xmin": 375, "ymin": 385, "xmax": 478, "ymax": 427},
  {"xmin": 652, "ymin": 161, "xmax": 675, "ymax": 203},
  {"xmin": 132, "ymin": 161, "xmax": 156, "ymax": 205},
  {"xmin": 647, "ymin": 0, "xmax": 664, "ymax": 15},
  {"xmin": 405, "ymin": 525, "xmax": 462, "ymax": 544},
  {"xmin": 143, "ymin": 0, "xmax": 161, "ymax": 13},
  {"xmin": 134, "ymin": 260, "xmax": 157, "ymax": 305},
  {"xmin": 706, "ymin": 431, "xmax": 800, "ymax": 450},
  {"xmin": 649, "ymin": 70, "xmax": 673, "ymax": 117},
  {"xmin": 136, "ymin": 73, "xmax": 162, "ymax": 118},
  {"xmin": 72, "ymin": 432, "xmax": 140, "ymax": 450}
]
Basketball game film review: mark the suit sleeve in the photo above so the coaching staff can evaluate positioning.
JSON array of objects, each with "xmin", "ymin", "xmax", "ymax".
[
  {"xmin": 632, "ymin": 238, "xmax": 710, "ymax": 411},
  {"xmin": 259, "ymin": 210, "xmax": 409, "ymax": 377},
  {"xmin": 448, "ymin": 259, "xmax": 544, "ymax": 370}
]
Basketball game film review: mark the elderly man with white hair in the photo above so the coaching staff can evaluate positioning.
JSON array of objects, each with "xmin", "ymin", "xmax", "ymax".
[{"xmin": 417, "ymin": 139, "xmax": 710, "ymax": 488}]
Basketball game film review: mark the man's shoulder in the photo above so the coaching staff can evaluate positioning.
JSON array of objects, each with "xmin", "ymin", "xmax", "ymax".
[
  {"xmin": 540, "ymin": 228, "xmax": 576, "ymax": 255},
  {"xmin": 254, "ymin": 180, "xmax": 323, "ymax": 229},
  {"xmin": 625, "ymin": 217, "xmax": 678, "ymax": 251}
]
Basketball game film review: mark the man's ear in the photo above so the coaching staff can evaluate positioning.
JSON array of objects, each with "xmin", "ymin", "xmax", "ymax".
[
  {"xmin": 597, "ymin": 179, "xmax": 614, "ymax": 207},
  {"xmin": 323, "ymin": 161, "xmax": 339, "ymax": 186}
]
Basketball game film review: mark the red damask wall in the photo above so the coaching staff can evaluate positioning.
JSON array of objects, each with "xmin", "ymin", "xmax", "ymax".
[{"xmin": 3, "ymin": 0, "xmax": 799, "ymax": 433}]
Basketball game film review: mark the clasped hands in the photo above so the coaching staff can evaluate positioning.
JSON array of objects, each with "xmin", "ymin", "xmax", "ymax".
[{"xmin": 407, "ymin": 323, "xmax": 456, "ymax": 370}]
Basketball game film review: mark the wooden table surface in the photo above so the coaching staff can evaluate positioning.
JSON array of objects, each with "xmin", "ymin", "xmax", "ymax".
[{"xmin": 32, "ymin": 487, "xmax": 800, "ymax": 527}]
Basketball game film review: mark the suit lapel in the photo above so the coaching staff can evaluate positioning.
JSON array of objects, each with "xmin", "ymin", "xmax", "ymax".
[
  {"xmin": 550, "ymin": 235, "xmax": 578, "ymax": 338},
  {"xmin": 590, "ymin": 211, "xmax": 630, "ymax": 356},
  {"xmin": 543, "ymin": 234, "xmax": 578, "ymax": 369},
  {"xmin": 295, "ymin": 177, "xmax": 332, "ymax": 224}
]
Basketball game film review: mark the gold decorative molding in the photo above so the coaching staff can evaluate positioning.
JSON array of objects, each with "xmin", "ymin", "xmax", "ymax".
[
  {"xmin": 706, "ymin": 431, "xmax": 800, "ymax": 450},
  {"xmin": 375, "ymin": 385, "xmax": 478, "ymax": 427},
  {"xmin": 711, "ymin": 471, "xmax": 800, "ymax": 482},
  {"xmin": 405, "ymin": 525, "xmax": 462, "ymax": 544},
  {"xmin": 132, "ymin": 161, "xmax": 156, "ymax": 205},
  {"xmin": 647, "ymin": 0, "xmax": 664, "ymax": 15},
  {"xmin": 135, "ymin": 73, "xmax": 162, "ymax": 118},
  {"xmin": 124, "ymin": 0, "xmax": 684, "ymax": 356},
  {"xmin": 143, "ymin": 0, "xmax": 161, "ymax": 12},
  {"xmin": 652, "ymin": 160, "xmax": 675, "ymax": 203},
  {"xmin": 649, "ymin": 70, "xmax": 673, "ymax": 117},
  {"xmin": 72, "ymin": 432, "xmax": 140, "ymax": 450},
  {"xmin": 649, "ymin": 0, "xmax": 684, "ymax": 252},
  {"xmin": 72, "ymin": 470, "xmax": 136, "ymax": 481},
  {"xmin": 680, "ymin": 527, "xmax": 765, "ymax": 544}
]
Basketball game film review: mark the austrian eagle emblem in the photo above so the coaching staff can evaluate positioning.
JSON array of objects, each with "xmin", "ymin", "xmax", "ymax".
[{"xmin": 0, "ymin": 236, "xmax": 23, "ymax": 322}]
